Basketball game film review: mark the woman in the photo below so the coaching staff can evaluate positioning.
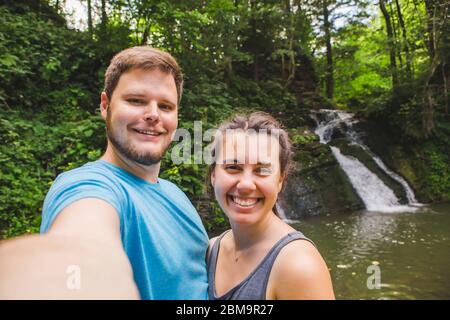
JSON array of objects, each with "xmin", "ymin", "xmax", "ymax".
[{"xmin": 206, "ymin": 112, "xmax": 335, "ymax": 300}]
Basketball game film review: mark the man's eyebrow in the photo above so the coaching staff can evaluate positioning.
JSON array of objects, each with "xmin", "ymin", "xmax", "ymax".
[
  {"xmin": 257, "ymin": 161, "xmax": 272, "ymax": 166},
  {"xmin": 121, "ymin": 92, "xmax": 147, "ymax": 98},
  {"xmin": 121, "ymin": 92, "xmax": 177, "ymax": 105}
]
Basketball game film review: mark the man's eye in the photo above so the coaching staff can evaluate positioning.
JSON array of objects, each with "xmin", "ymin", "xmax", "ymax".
[
  {"xmin": 159, "ymin": 104, "xmax": 172, "ymax": 110},
  {"xmin": 128, "ymin": 99, "xmax": 145, "ymax": 105}
]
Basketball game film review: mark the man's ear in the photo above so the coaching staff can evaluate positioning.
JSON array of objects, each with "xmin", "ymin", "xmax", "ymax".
[{"xmin": 100, "ymin": 92, "xmax": 109, "ymax": 120}]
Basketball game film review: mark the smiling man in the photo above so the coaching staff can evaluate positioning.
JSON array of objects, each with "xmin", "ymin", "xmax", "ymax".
[{"xmin": 0, "ymin": 47, "xmax": 209, "ymax": 300}]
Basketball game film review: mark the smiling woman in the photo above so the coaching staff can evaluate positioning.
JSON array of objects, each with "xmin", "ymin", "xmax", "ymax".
[{"xmin": 206, "ymin": 112, "xmax": 335, "ymax": 300}]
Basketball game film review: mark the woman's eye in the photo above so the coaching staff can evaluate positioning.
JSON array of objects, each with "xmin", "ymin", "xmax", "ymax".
[
  {"xmin": 225, "ymin": 165, "xmax": 241, "ymax": 171},
  {"xmin": 256, "ymin": 167, "xmax": 272, "ymax": 175}
]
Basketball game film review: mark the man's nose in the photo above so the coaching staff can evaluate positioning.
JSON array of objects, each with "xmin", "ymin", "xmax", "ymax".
[{"xmin": 143, "ymin": 101, "xmax": 160, "ymax": 122}]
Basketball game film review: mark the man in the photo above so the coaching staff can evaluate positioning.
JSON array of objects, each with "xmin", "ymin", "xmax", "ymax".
[{"xmin": 0, "ymin": 47, "xmax": 209, "ymax": 299}]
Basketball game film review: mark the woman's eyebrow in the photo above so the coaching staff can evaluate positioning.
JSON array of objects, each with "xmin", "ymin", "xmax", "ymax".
[
  {"xmin": 222, "ymin": 159, "xmax": 240, "ymax": 164},
  {"xmin": 221, "ymin": 159, "xmax": 272, "ymax": 166}
]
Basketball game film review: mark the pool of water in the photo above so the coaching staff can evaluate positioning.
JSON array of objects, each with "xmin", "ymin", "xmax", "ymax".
[{"xmin": 290, "ymin": 203, "xmax": 450, "ymax": 299}]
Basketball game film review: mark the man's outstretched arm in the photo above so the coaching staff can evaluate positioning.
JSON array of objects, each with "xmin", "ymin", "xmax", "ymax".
[{"xmin": 0, "ymin": 199, "xmax": 140, "ymax": 299}]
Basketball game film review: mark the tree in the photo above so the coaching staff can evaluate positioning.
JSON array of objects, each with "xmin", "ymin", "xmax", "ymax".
[
  {"xmin": 87, "ymin": 0, "xmax": 93, "ymax": 34},
  {"xmin": 379, "ymin": 0, "xmax": 398, "ymax": 88},
  {"xmin": 394, "ymin": 0, "xmax": 412, "ymax": 80}
]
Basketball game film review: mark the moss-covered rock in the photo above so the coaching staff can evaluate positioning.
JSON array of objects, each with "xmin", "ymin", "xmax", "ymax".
[{"xmin": 355, "ymin": 119, "xmax": 450, "ymax": 203}]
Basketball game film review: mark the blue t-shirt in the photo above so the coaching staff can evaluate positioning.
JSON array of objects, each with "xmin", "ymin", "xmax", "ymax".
[{"xmin": 40, "ymin": 160, "xmax": 209, "ymax": 300}]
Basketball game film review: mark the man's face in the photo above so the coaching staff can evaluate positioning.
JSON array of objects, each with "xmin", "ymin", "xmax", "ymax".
[{"xmin": 101, "ymin": 68, "xmax": 178, "ymax": 166}]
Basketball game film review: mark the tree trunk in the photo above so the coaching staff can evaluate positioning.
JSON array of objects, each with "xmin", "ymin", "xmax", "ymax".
[
  {"xmin": 440, "ymin": 0, "xmax": 449, "ymax": 113},
  {"xmin": 87, "ymin": 0, "xmax": 93, "ymax": 35},
  {"xmin": 395, "ymin": 0, "xmax": 413, "ymax": 80},
  {"xmin": 425, "ymin": 0, "xmax": 435, "ymax": 61},
  {"xmin": 323, "ymin": 0, "xmax": 334, "ymax": 100},
  {"xmin": 254, "ymin": 54, "xmax": 259, "ymax": 82},
  {"xmin": 380, "ymin": 0, "xmax": 398, "ymax": 89},
  {"xmin": 101, "ymin": 0, "xmax": 108, "ymax": 30},
  {"xmin": 141, "ymin": 21, "xmax": 151, "ymax": 45},
  {"xmin": 285, "ymin": 0, "xmax": 296, "ymax": 86},
  {"xmin": 442, "ymin": 63, "xmax": 449, "ymax": 114},
  {"xmin": 390, "ymin": 2, "xmax": 403, "ymax": 77}
]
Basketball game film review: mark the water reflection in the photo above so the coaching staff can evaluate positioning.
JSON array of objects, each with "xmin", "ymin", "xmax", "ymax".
[{"xmin": 291, "ymin": 203, "xmax": 450, "ymax": 299}]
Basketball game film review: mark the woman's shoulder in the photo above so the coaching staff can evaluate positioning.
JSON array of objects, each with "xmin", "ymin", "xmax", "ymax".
[
  {"xmin": 207, "ymin": 230, "xmax": 231, "ymax": 262},
  {"xmin": 268, "ymin": 237, "xmax": 335, "ymax": 299},
  {"xmin": 274, "ymin": 237, "xmax": 321, "ymax": 278}
]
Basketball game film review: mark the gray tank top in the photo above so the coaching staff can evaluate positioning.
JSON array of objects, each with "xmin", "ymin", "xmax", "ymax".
[{"xmin": 207, "ymin": 231, "xmax": 315, "ymax": 300}]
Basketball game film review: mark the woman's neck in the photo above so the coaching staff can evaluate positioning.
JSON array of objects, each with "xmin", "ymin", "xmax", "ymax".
[{"xmin": 230, "ymin": 213, "xmax": 289, "ymax": 251}]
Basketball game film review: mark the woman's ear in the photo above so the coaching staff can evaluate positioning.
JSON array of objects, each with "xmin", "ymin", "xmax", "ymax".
[
  {"xmin": 210, "ymin": 169, "xmax": 216, "ymax": 187},
  {"xmin": 277, "ymin": 173, "xmax": 286, "ymax": 193}
]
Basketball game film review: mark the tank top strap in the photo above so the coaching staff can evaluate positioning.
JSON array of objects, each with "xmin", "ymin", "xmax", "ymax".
[{"xmin": 207, "ymin": 230, "xmax": 231, "ymax": 297}]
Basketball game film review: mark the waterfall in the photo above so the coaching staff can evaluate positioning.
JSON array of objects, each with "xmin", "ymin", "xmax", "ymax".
[{"xmin": 313, "ymin": 109, "xmax": 421, "ymax": 213}]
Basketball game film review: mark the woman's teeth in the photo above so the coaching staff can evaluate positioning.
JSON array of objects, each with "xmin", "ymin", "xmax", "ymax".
[{"xmin": 230, "ymin": 196, "xmax": 259, "ymax": 207}]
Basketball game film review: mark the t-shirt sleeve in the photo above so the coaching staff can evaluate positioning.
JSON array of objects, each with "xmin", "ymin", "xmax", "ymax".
[{"xmin": 40, "ymin": 171, "xmax": 126, "ymax": 234}]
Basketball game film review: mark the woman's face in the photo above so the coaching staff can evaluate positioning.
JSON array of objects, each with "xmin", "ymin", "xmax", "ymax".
[{"xmin": 211, "ymin": 130, "xmax": 284, "ymax": 225}]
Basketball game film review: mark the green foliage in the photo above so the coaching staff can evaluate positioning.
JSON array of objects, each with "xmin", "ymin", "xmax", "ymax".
[
  {"xmin": 0, "ymin": 109, "xmax": 105, "ymax": 238},
  {"xmin": 425, "ymin": 148, "xmax": 450, "ymax": 199},
  {"xmin": 1, "ymin": 0, "xmax": 449, "ymax": 239},
  {"xmin": 0, "ymin": 7, "xmax": 103, "ymax": 116},
  {"xmin": 290, "ymin": 128, "xmax": 319, "ymax": 147}
]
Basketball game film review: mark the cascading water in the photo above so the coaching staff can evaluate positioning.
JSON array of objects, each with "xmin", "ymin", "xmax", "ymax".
[{"xmin": 312, "ymin": 109, "xmax": 421, "ymax": 213}]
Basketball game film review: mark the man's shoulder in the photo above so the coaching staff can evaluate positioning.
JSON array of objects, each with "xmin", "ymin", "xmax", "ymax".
[
  {"xmin": 41, "ymin": 161, "xmax": 128, "ymax": 233},
  {"xmin": 156, "ymin": 178, "xmax": 196, "ymax": 207},
  {"xmin": 157, "ymin": 177, "xmax": 183, "ymax": 192},
  {"xmin": 45, "ymin": 161, "xmax": 126, "ymax": 203},
  {"xmin": 54, "ymin": 161, "xmax": 119, "ymax": 186}
]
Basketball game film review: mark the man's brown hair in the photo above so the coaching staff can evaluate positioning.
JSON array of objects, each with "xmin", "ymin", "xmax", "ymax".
[{"xmin": 103, "ymin": 46, "xmax": 183, "ymax": 103}]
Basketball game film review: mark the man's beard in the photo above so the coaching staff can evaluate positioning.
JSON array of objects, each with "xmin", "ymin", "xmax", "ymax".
[{"xmin": 106, "ymin": 110, "xmax": 169, "ymax": 166}]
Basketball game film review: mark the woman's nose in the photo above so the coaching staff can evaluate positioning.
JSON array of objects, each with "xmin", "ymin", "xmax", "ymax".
[
  {"xmin": 236, "ymin": 171, "xmax": 256, "ymax": 193},
  {"xmin": 143, "ymin": 101, "xmax": 160, "ymax": 122}
]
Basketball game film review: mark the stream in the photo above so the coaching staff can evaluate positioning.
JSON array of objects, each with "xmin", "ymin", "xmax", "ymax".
[
  {"xmin": 284, "ymin": 109, "xmax": 450, "ymax": 299},
  {"xmin": 291, "ymin": 203, "xmax": 450, "ymax": 299}
]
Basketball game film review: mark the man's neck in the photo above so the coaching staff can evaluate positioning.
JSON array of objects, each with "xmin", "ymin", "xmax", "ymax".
[{"xmin": 100, "ymin": 145, "xmax": 160, "ymax": 184}]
